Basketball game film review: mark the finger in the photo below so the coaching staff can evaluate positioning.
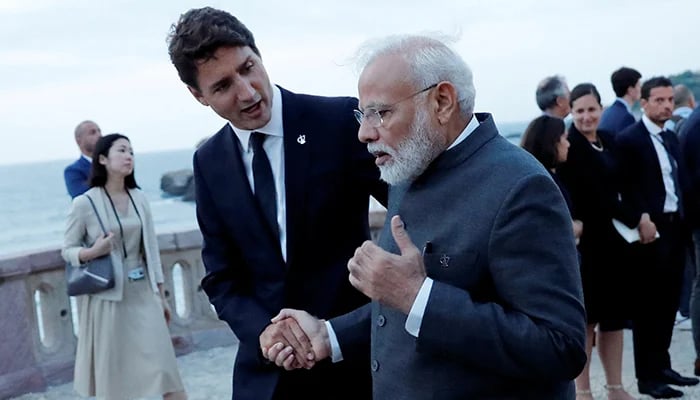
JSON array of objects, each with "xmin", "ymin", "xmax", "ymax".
[
  {"xmin": 265, "ymin": 342, "xmax": 284, "ymax": 361},
  {"xmin": 274, "ymin": 346, "xmax": 294, "ymax": 367},
  {"xmin": 279, "ymin": 320, "xmax": 312, "ymax": 367},
  {"xmin": 348, "ymin": 270, "xmax": 362, "ymax": 291},
  {"xmin": 282, "ymin": 351, "xmax": 297, "ymax": 370},
  {"xmin": 285, "ymin": 317, "xmax": 315, "ymax": 360},
  {"xmin": 271, "ymin": 308, "xmax": 300, "ymax": 323},
  {"xmin": 390, "ymin": 215, "xmax": 417, "ymax": 255}
]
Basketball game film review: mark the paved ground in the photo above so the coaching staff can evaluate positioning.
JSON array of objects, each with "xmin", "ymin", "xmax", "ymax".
[{"xmin": 11, "ymin": 327, "xmax": 699, "ymax": 399}]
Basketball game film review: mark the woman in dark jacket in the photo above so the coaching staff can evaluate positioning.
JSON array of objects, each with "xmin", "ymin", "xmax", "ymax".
[{"xmin": 558, "ymin": 83, "xmax": 636, "ymax": 400}]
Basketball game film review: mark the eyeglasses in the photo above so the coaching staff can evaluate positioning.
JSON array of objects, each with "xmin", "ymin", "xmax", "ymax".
[{"xmin": 353, "ymin": 83, "xmax": 437, "ymax": 127}]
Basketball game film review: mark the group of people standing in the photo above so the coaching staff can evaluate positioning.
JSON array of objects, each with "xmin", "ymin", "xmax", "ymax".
[
  {"xmin": 58, "ymin": 5, "xmax": 700, "ymax": 400},
  {"xmin": 522, "ymin": 70, "xmax": 700, "ymax": 399}
]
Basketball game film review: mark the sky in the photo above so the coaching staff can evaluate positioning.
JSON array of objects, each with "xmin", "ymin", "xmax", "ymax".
[{"xmin": 1, "ymin": 0, "xmax": 697, "ymax": 166}]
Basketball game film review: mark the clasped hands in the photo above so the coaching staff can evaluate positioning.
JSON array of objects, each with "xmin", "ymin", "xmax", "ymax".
[{"xmin": 260, "ymin": 215, "xmax": 426, "ymax": 370}]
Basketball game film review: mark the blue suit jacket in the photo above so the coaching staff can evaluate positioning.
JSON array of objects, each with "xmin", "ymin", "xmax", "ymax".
[
  {"xmin": 599, "ymin": 100, "xmax": 635, "ymax": 135},
  {"xmin": 342, "ymin": 114, "xmax": 586, "ymax": 399},
  {"xmin": 64, "ymin": 156, "xmax": 91, "ymax": 198},
  {"xmin": 193, "ymin": 87, "xmax": 387, "ymax": 400}
]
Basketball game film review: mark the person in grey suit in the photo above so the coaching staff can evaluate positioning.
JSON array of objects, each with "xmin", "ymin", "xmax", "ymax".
[{"xmin": 268, "ymin": 34, "xmax": 587, "ymax": 399}]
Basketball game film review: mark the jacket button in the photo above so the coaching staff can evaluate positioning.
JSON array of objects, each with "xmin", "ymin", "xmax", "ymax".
[
  {"xmin": 377, "ymin": 315, "xmax": 386, "ymax": 327},
  {"xmin": 371, "ymin": 360, "xmax": 379, "ymax": 371}
]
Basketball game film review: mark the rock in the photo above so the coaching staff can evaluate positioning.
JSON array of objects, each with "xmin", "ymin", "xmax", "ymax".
[
  {"xmin": 161, "ymin": 169, "xmax": 193, "ymax": 197},
  {"xmin": 181, "ymin": 178, "xmax": 195, "ymax": 202}
]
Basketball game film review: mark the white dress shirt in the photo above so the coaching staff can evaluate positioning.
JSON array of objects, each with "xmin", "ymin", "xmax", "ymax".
[
  {"xmin": 229, "ymin": 85, "xmax": 288, "ymax": 260},
  {"xmin": 641, "ymin": 114, "xmax": 678, "ymax": 213}
]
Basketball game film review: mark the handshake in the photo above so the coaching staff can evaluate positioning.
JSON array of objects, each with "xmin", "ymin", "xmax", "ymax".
[
  {"xmin": 259, "ymin": 309, "xmax": 329, "ymax": 370},
  {"xmin": 259, "ymin": 215, "xmax": 427, "ymax": 370}
]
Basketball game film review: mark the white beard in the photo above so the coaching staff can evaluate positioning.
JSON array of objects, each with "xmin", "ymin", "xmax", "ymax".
[{"xmin": 367, "ymin": 108, "xmax": 444, "ymax": 185}]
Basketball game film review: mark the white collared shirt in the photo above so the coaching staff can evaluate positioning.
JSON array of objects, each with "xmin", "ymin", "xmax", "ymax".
[
  {"xmin": 641, "ymin": 114, "xmax": 678, "ymax": 213},
  {"xmin": 81, "ymin": 154, "xmax": 92, "ymax": 162},
  {"xmin": 229, "ymin": 85, "xmax": 288, "ymax": 261}
]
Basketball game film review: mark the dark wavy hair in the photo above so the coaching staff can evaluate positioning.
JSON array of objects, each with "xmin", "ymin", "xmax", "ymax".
[
  {"xmin": 520, "ymin": 115, "xmax": 566, "ymax": 170},
  {"xmin": 89, "ymin": 133, "xmax": 138, "ymax": 189},
  {"xmin": 167, "ymin": 7, "xmax": 260, "ymax": 90},
  {"xmin": 641, "ymin": 76, "xmax": 673, "ymax": 100}
]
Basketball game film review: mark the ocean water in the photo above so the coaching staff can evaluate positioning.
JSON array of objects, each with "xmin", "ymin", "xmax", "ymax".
[
  {"xmin": 0, "ymin": 121, "xmax": 528, "ymax": 257},
  {"xmin": 0, "ymin": 148, "xmax": 198, "ymax": 256}
]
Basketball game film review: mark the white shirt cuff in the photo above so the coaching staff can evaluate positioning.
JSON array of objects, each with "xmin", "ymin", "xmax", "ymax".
[
  {"xmin": 324, "ymin": 320, "xmax": 344, "ymax": 363},
  {"xmin": 405, "ymin": 278, "xmax": 434, "ymax": 337}
]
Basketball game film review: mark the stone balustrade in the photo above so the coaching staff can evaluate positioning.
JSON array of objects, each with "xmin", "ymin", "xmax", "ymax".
[{"xmin": 0, "ymin": 208, "xmax": 386, "ymax": 399}]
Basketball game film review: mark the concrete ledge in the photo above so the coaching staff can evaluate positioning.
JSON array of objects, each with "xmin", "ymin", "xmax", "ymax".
[{"xmin": 0, "ymin": 367, "xmax": 45, "ymax": 400}]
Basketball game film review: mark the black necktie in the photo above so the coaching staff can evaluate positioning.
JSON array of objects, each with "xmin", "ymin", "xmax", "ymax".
[
  {"xmin": 250, "ymin": 132, "xmax": 279, "ymax": 237},
  {"xmin": 660, "ymin": 130, "xmax": 683, "ymax": 216}
]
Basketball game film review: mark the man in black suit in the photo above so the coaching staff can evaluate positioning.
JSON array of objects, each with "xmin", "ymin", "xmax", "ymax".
[
  {"xmin": 599, "ymin": 67, "xmax": 642, "ymax": 135},
  {"xmin": 167, "ymin": 7, "xmax": 386, "ymax": 400},
  {"xmin": 617, "ymin": 76, "xmax": 699, "ymax": 398},
  {"xmin": 679, "ymin": 106, "xmax": 700, "ymax": 377}
]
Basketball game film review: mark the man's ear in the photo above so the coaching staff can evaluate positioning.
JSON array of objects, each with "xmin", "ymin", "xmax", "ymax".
[
  {"xmin": 434, "ymin": 82, "xmax": 458, "ymax": 125},
  {"xmin": 188, "ymin": 86, "xmax": 209, "ymax": 106},
  {"xmin": 639, "ymin": 98, "xmax": 648, "ymax": 111},
  {"xmin": 556, "ymin": 95, "xmax": 568, "ymax": 109}
]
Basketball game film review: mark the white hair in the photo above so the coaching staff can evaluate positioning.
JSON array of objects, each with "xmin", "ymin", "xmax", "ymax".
[{"xmin": 354, "ymin": 33, "xmax": 475, "ymax": 117}]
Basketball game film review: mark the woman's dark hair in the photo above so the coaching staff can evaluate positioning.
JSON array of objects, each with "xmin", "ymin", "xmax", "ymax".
[
  {"xmin": 569, "ymin": 82, "xmax": 602, "ymax": 107},
  {"xmin": 89, "ymin": 133, "xmax": 138, "ymax": 189},
  {"xmin": 520, "ymin": 115, "xmax": 566, "ymax": 170}
]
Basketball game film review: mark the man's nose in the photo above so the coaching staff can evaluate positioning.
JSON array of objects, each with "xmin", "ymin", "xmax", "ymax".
[
  {"xmin": 358, "ymin": 123, "xmax": 378, "ymax": 144},
  {"xmin": 235, "ymin": 79, "xmax": 257, "ymax": 101}
]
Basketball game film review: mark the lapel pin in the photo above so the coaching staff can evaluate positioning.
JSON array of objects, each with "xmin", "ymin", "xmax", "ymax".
[
  {"xmin": 297, "ymin": 135, "xmax": 306, "ymax": 144},
  {"xmin": 440, "ymin": 254, "xmax": 450, "ymax": 268}
]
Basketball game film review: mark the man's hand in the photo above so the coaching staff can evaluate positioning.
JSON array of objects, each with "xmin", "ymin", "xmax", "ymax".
[
  {"xmin": 638, "ymin": 213, "xmax": 657, "ymax": 244},
  {"xmin": 269, "ymin": 309, "xmax": 331, "ymax": 366},
  {"xmin": 259, "ymin": 317, "xmax": 314, "ymax": 370},
  {"xmin": 348, "ymin": 215, "xmax": 426, "ymax": 314}
]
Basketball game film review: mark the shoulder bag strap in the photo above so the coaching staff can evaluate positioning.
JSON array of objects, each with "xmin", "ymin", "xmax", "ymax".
[{"xmin": 84, "ymin": 194, "xmax": 108, "ymax": 236}]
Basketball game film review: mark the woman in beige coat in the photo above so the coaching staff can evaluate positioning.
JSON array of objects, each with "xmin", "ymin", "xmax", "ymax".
[{"xmin": 63, "ymin": 133, "xmax": 187, "ymax": 400}]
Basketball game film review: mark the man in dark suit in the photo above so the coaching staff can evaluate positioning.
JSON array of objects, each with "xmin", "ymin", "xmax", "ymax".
[
  {"xmin": 64, "ymin": 120, "xmax": 101, "ymax": 198},
  {"xmin": 599, "ymin": 67, "xmax": 642, "ymax": 135},
  {"xmin": 270, "ymin": 34, "xmax": 587, "ymax": 399},
  {"xmin": 616, "ymin": 76, "xmax": 699, "ymax": 398},
  {"xmin": 679, "ymin": 106, "xmax": 700, "ymax": 377},
  {"xmin": 166, "ymin": 7, "xmax": 386, "ymax": 400}
]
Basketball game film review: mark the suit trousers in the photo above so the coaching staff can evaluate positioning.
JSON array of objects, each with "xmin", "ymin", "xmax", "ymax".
[
  {"xmin": 632, "ymin": 214, "xmax": 686, "ymax": 380},
  {"xmin": 271, "ymin": 359, "xmax": 372, "ymax": 400}
]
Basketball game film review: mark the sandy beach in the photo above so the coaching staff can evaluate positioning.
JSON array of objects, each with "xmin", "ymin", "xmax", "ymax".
[{"xmin": 10, "ymin": 327, "xmax": 699, "ymax": 399}]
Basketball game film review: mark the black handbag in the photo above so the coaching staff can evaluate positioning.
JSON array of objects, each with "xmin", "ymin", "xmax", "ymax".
[{"xmin": 66, "ymin": 194, "xmax": 116, "ymax": 296}]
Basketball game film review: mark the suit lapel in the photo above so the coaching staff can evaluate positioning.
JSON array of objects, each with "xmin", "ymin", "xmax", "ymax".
[{"xmin": 280, "ymin": 88, "xmax": 311, "ymax": 268}]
